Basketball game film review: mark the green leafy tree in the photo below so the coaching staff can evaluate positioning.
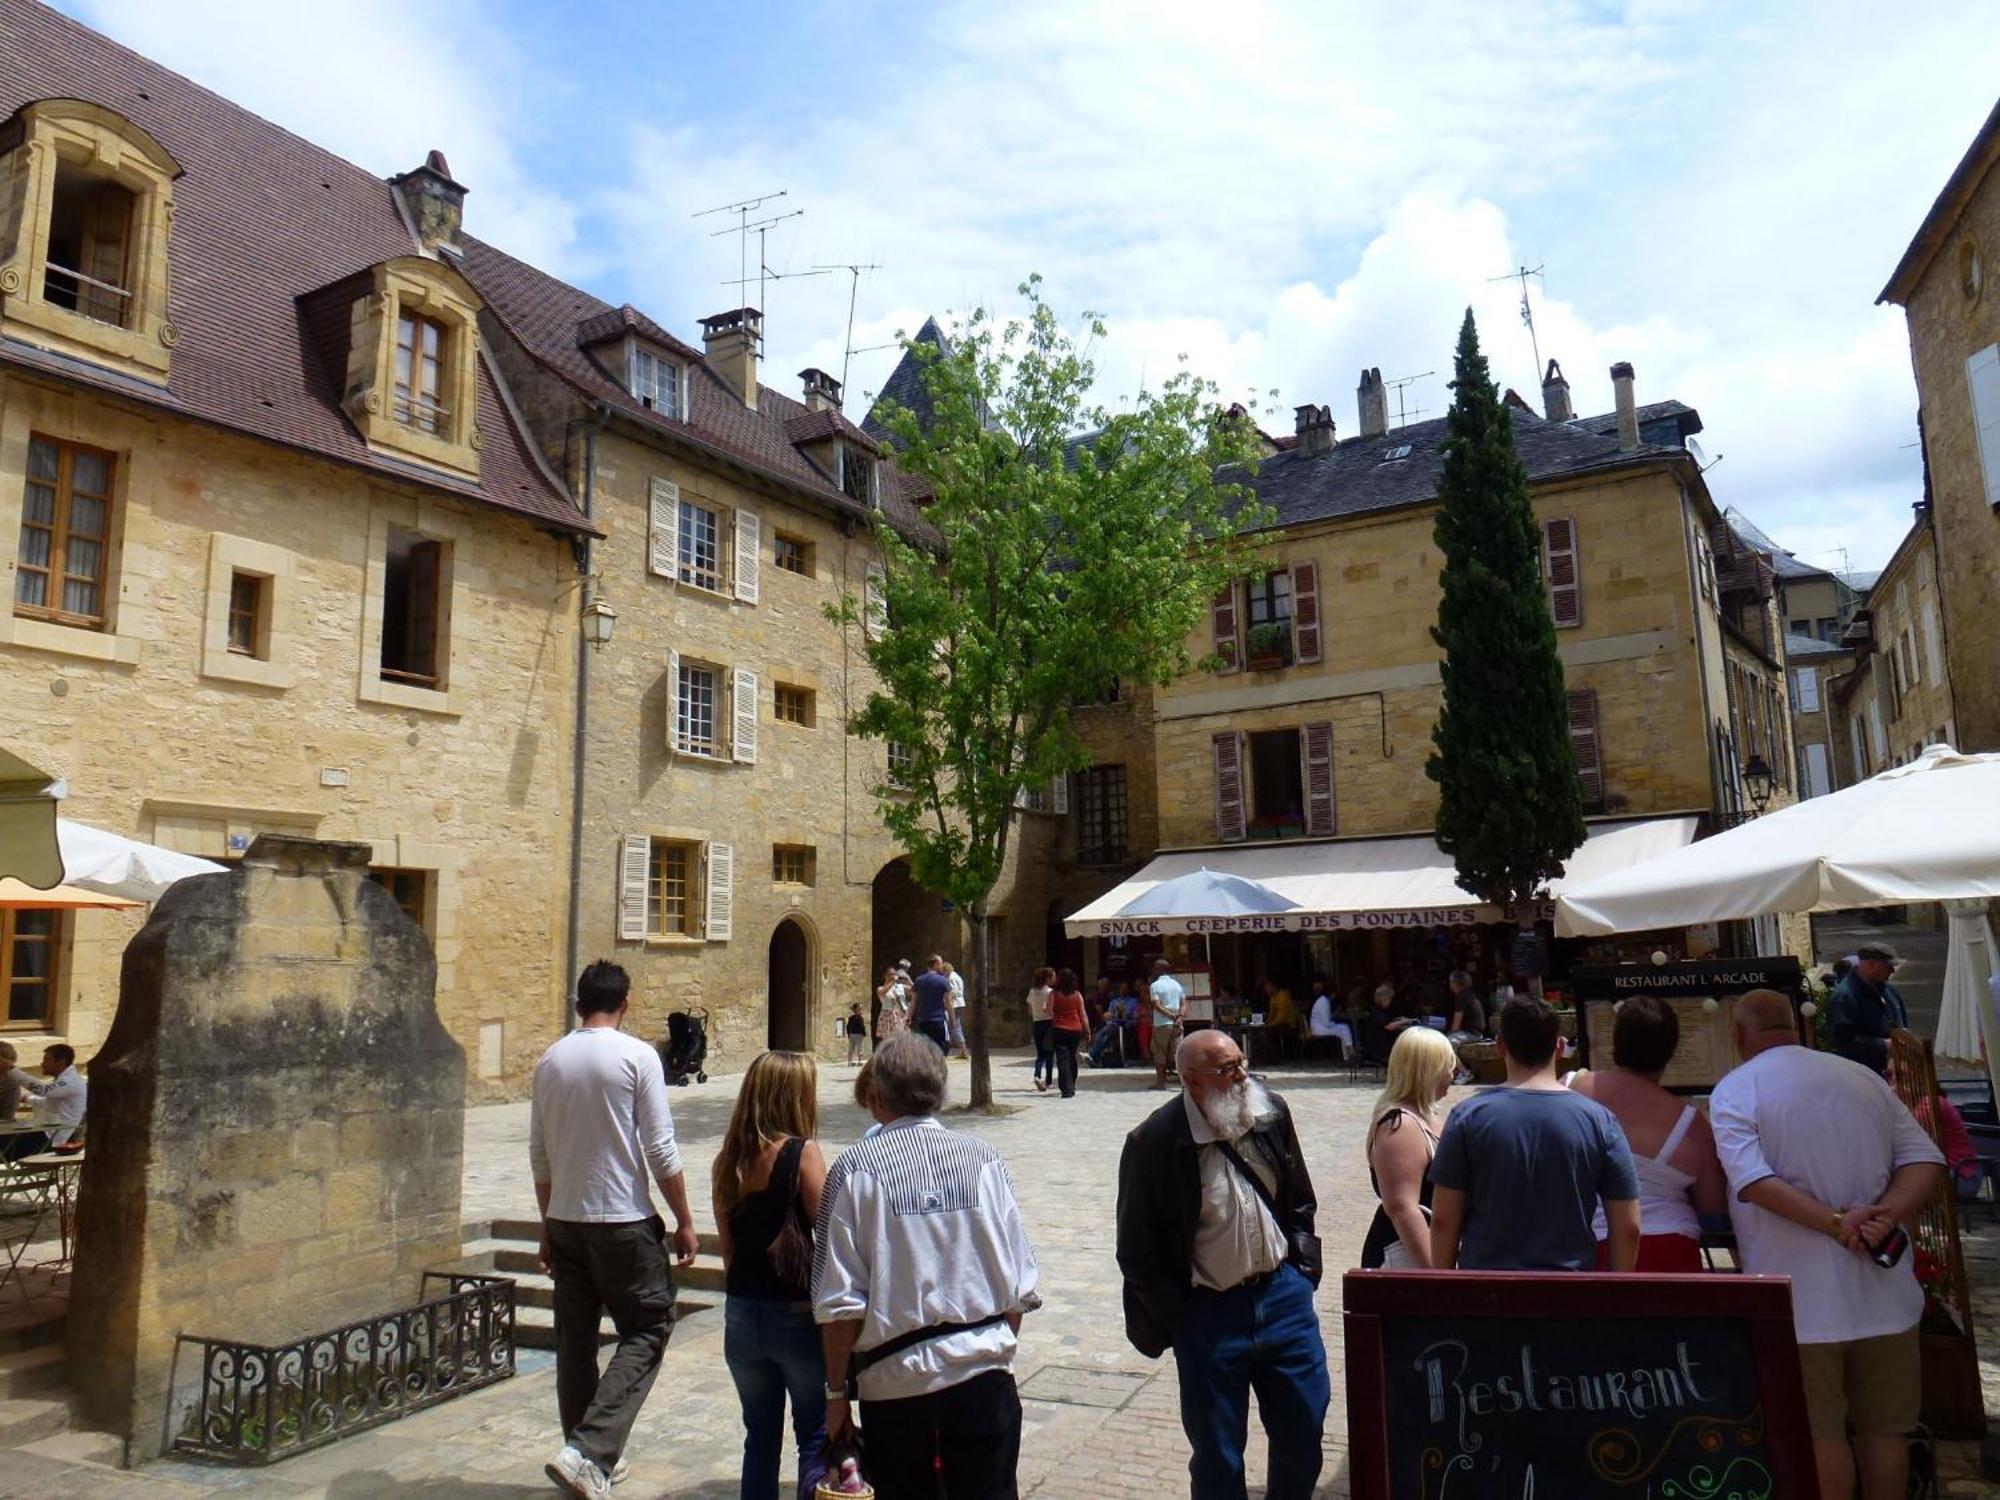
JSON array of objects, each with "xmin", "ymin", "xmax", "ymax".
[
  {"xmin": 1426, "ymin": 309, "xmax": 1584, "ymax": 935},
  {"xmin": 846, "ymin": 278, "xmax": 1266, "ymax": 1108}
]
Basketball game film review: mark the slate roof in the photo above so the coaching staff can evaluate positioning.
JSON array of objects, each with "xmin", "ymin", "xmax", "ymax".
[
  {"xmin": 1574, "ymin": 399, "xmax": 1703, "ymax": 448},
  {"xmin": 1723, "ymin": 508, "xmax": 1828, "ymax": 581},
  {"xmin": 0, "ymin": 0, "xmax": 585, "ymax": 534},
  {"xmin": 458, "ymin": 237, "xmax": 930, "ymax": 536},
  {"xmin": 1785, "ymin": 631, "xmax": 1850, "ymax": 660},
  {"xmin": 1226, "ymin": 404, "xmax": 1690, "ymax": 532},
  {"xmin": 861, "ymin": 316, "xmax": 949, "ymax": 443}
]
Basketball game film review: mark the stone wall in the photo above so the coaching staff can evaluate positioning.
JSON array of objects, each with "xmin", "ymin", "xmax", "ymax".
[
  {"xmin": 1897, "ymin": 155, "xmax": 2000, "ymax": 753},
  {"xmin": 0, "ymin": 370, "xmax": 577, "ymax": 1100},
  {"xmin": 68, "ymin": 836, "xmax": 464, "ymax": 1461}
]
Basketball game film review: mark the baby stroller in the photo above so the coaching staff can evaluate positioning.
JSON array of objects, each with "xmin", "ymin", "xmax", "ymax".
[{"xmin": 661, "ymin": 1008, "xmax": 710, "ymax": 1086}]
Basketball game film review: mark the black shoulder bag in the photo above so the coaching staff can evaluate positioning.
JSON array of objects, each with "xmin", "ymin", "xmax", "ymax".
[
  {"xmin": 766, "ymin": 1136, "xmax": 813, "ymax": 1290},
  {"xmin": 1217, "ymin": 1135, "xmax": 1323, "ymax": 1287}
]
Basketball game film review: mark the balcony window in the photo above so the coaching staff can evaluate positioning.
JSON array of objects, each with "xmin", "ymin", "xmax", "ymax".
[
  {"xmin": 381, "ymin": 527, "xmax": 446, "ymax": 687},
  {"xmin": 45, "ymin": 161, "xmax": 135, "ymax": 328}
]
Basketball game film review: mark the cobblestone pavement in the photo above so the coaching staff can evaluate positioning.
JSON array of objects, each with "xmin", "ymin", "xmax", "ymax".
[{"xmin": 83, "ymin": 1046, "xmax": 2000, "ymax": 1496}]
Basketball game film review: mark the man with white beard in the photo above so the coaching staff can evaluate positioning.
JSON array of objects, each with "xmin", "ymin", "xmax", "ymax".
[{"xmin": 1114, "ymin": 1030, "xmax": 1328, "ymax": 1500}]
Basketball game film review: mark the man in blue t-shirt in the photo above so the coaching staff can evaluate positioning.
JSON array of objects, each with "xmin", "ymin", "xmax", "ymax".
[
  {"xmin": 910, "ymin": 955, "xmax": 955, "ymax": 1054},
  {"xmin": 1429, "ymin": 996, "xmax": 1640, "ymax": 1271}
]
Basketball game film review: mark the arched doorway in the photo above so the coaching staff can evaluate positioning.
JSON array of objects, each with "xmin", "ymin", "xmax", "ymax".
[
  {"xmin": 768, "ymin": 918, "xmax": 811, "ymax": 1052},
  {"xmin": 870, "ymin": 858, "xmax": 961, "ymax": 1034}
]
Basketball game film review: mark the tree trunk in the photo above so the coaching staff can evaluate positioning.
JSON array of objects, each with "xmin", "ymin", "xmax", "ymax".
[{"xmin": 965, "ymin": 905, "xmax": 994, "ymax": 1109}]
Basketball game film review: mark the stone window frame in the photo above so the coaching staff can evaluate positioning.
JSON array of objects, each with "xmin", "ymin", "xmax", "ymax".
[
  {"xmin": 200, "ymin": 533, "xmax": 297, "ymax": 690},
  {"xmin": 0, "ymin": 99, "xmax": 181, "ymax": 384},
  {"xmin": 771, "ymin": 843, "xmax": 815, "ymax": 887},
  {"xmin": 360, "ymin": 834, "xmax": 462, "ymax": 996},
  {"xmin": 0, "ymin": 402, "xmax": 140, "ymax": 666},
  {"xmin": 341, "ymin": 257, "xmax": 483, "ymax": 480},
  {"xmin": 773, "ymin": 681, "xmax": 815, "ymax": 727},
  {"xmin": 772, "ymin": 530, "xmax": 812, "ymax": 577},
  {"xmin": 357, "ymin": 500, "xmax": 463, "ymax": 717}
]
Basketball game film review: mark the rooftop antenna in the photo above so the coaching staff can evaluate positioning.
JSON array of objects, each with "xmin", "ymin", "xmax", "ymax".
[
  {"xmin": 718, "ymin": 210, "xmax": 815, "ymax": 327},
  {"xmin": 694, "ymin": 190, "xmax": 790, "ymax": 298},
  {"xmin": 1387, "ymin": 370, "xmax": 1435, "ymax": 429},
  {"xmin": 812, "ymin": 261, "xmax": 883, "ymax": 393},
  {"xmin": 1488, "ymin": 263, "xmax": 1545, "ymax": 389}
]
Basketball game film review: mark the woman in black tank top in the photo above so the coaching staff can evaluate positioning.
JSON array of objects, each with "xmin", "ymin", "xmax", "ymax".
[{"xmin": 713, "ymin": 1052, "xmax": 830, "ymax": 1500}]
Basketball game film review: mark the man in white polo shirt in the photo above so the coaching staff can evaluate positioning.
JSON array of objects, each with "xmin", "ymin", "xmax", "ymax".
[
  {"xmin": 1147, "ymin": 959, "xmax": 1186, "ymax": 1090},
  {"xmin": 531, "ymin": 961, "xmax": 699, "ymax": 1499},
  {"xmin": 1711, "ymin": 989, "xmax": 1944, "ymax": 1500}
]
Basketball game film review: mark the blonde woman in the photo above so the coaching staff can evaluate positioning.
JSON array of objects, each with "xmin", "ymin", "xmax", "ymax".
[
  {"xmin": 1360, "ymin": 1026, "xmax": 1457, "ymax": 1268},
  {"xmin": 713, "ymin": 1052, "xmax": 828, "ymax": 1500}
]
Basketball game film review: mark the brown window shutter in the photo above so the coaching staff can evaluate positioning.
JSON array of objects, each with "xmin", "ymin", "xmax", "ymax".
[
  {"xmin": 1290, "ymin": 560, "xmax": 1322, "ymax": 663},
  {"xmin": 1568, "ymin": 688, "xmax": 1604, "ymax": 807},
  {"xmin": 1301, "ymin": 720, "xmax": 1336, "ymax": 835},
  {"xmin": 1212, "ymin": 583, "xmax": 1239, "ymax": 673},
  {"xmin": 1213, "ymin": 731, "xmax": 1246, "ymax": 841},
  {"xmin": 1544, "ymin": 517, "xmax": 1581, "ymax": 629}
]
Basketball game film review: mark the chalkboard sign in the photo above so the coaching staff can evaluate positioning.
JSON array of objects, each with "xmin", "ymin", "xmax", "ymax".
[
  {"xmin": 1571, "ymin": 959, "xmax": 1806, "ymax": 1093},
  {"xmin": 1345, "ymin": 1272, "xmax": 1814, "ymax": 1498}
]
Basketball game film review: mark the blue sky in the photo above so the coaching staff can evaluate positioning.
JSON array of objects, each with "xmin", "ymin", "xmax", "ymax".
[{"xmin": 61, "ymin": 0, "xmax": 1999, "ymax": 570}]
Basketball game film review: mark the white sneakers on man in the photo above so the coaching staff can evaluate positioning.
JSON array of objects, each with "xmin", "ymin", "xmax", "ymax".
[{"xmin": 546, "ymin": 1444, "xmax": 623, "ymax": 1498}]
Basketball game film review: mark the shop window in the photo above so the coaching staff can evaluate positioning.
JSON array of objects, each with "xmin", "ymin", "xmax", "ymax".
[
  {"xmin": 381, "ymin": 527, "xmax": 446, "ymax": 688},
  {"xmin": 2, "ymin": 909, "xmax": 60, "ymax": 1028},
  {"xmin": 1247, "ymin": 729, "xmax": 1304, "ymax": 837},
  {"xmin": 13, "ymin": 434, "xmax": 115, "ymax": 629}
]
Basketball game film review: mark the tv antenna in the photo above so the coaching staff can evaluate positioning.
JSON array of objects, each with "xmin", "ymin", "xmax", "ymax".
[
  {"xmin": 694, "ymin": 190, "xmax": 792, "ymax": 302},
  {"xmin": 1387, "ymin": 370, "xmax": 1434, "ymax": 429},
  {"xmin": 812, "ymin": 261, "xmax": 883, "ymax": 393},
  {"xmin": 1489, "ymin": 263, "xmax": 1545, "ymax": 388},
  {"xmin": 718, "ymin": 211, "xmax": 817, "ymax": 325}
]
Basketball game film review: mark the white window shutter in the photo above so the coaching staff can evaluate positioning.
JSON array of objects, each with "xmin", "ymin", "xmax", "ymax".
[
  {"xmin": 1922, "ymin": 602, "xmax": 1943, "ymax": 688},
  {"xmin": 1967, "ymin": 344, "xmax": 2000, "ymax": 507},
  {"xmin": 1792, "ymin": 667, "xmax": 1820, "ymax": 713},
  {"xmin": 617, "ymin": 834, "xmax": 650, "ymax": 940},
  {"xmin": 1051, "ymin": 773, "xmax": 1069, "ymax": 815},
  {"xmin": 666, "ymin": 649, "xmax": 680, "ymax": 752},
  {"xmin": 705, "ymin": 841, "xmax": 734, "ymax": 941},
  {"xmin": 864, "ymin": 562, "xmax": 888, "ymax": 641},
  {"xmin": 1544, "ymin": 517, "xmax": 1581, "ymax": 628},
  {"xmin": 732, "ymin": 667, "xmax": 759, "ymax": 763},
  {"xmin": 648, "ymin": 477, "xmax": 679, "ymax": 579},
  {"xmin": 733, "ymin": 508, "xmax": 761, "ymax": 603}
]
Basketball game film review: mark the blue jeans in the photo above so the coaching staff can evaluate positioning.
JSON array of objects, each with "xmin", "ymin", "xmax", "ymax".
[
  {"xmin": 1031, "ymin": 1019, "xmax": 1054, "ymax": 1082},
  {"xmin": 1172, "ymin": 1263, "xmax": 1329, "ymax": 1500},
  {"xmin": 723, "ymin": 1297, "xmax": 828, "ymax": 1500}
]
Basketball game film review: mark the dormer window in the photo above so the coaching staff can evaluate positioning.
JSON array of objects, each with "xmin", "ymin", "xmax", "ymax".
[
  {"xmin": 395, "ymin": 311, "xmax": 450, "ymax": 434},
  {"xmin": 45, "ymin": 160, "xmax": 135, "ymax": 327},
  {"xmin": 839, "ymin": 444, "xmax": 875, "ymax": 506},
  {"xmin": 629, "ymin": 345, "xmax": 682, "ymax": 416}
]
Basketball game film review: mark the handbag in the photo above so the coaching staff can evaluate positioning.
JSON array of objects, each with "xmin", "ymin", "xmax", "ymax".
[
  {"xmin": 766, "ymin": 1137, "xmax": 813, "ymax": 1290},
  {"xmin": 1217, "ymin": 1136, "xmax": 1323, "ymax": 1286}
]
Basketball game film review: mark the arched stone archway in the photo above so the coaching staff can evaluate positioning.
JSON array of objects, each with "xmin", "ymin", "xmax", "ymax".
[{"xmin": 768, "ymin": 917, "xmax": 812, "ymax": 1052}]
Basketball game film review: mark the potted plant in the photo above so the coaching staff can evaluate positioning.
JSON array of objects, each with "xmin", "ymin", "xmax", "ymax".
[{"xmin": 1245, "ymin": 620, "xmax": 1291, "ymax": 668}]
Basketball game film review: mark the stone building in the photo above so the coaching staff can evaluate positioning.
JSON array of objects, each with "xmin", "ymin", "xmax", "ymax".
[
  {"xmin": 1062, "ymin": 358, "xmax": 1804, "ymax": 985},
  {"xmin": 0, "ymin": 3, "xmax": 590, "ymax": 1094},
  {"xmin": 1784, "ymin": 631, "xmax": 1860, "ymax": 796},
  {"xmin": 1830, "ymin": 504, "xmax": 1958, "ymax": 778},
  {"xmin": 1879, "ymin": 98, "xmax": 2000, "ymax": 753}
]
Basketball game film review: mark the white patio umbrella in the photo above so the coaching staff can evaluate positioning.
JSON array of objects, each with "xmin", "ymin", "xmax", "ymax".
[
  {"xmin": 1115, "ymin": 868, "xmax": 1301, "ymax": 922},
  {"xmin": 57, "ymin": 818, "xmax": 226, "ymax": 902},
  {"xmin": 1936, "ymin": 901, "xmax": 1998, "ymax": 1068},
  {"xmin": 0, "ymin": 747, "xmax": 65, "ymax": 890}
]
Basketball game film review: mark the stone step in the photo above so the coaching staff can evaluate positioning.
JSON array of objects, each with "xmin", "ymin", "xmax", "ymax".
[
  {"xmin": 456, "ymin": 1238, "xmax": 728, "ymax": 1294},
  {"xmin": 0, "ymin": 1303, "xmax": 65, "ymax": 1357},
  {"xmin": 512, "ymin": 1297, "xmax": 716, "ymax": 1351},
  {"xmin": 15, "ymin": 1427, "xmax": 123, "ymax": 1466},
  {"xmin": 0, "ymin": 1345, "xmax": 66, "ymax": 1400},
  {"xmin": 467, "ymin": 1219, "xmax": 725, "ymax": 1258},
  {"xmin": 0, "ymin": 1395, "xmax": 71, "ymax": 1449}
]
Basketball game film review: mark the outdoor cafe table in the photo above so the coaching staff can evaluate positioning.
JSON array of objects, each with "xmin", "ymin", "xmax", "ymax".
[{"xmin": 15, "ymin": 1150, "xmax": 82, "ymax": 1270}]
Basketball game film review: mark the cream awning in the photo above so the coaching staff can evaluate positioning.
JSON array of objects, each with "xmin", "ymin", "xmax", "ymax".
[
  {"xmin": 1064, "ymin": 816, "xmax": 1701, "ymax": 938},
  {"xmin": 0, "ymin": 748, "xmax": 64, "ymax": 891}
]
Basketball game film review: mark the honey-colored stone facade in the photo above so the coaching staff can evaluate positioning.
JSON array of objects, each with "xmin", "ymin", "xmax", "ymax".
[
  {"xmin": 1884, "ymin": 123, "xmax": 2000, "ymax": 751},
  {"xmin": 0, "ymin": 368, "xmax": 578, "ymax": 1099},
  {"xmin": 1830, "ymin": 511, "xmax": 1957, "ymax": 777}
]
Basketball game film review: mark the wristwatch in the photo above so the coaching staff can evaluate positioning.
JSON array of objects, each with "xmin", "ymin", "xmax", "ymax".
[
  {"xmin": 824, "ymin": 1380, "xmax": 852, "ymax": 1400},
  {"xmin": 1830, "ymin": 1210, "xmax": 1845, "ymax": 1237}
]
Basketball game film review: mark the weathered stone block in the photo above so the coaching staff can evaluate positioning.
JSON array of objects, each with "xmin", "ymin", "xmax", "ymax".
[{"xmin": 67, "ymin": 835, "xmax": 465, "ymax": 1461}]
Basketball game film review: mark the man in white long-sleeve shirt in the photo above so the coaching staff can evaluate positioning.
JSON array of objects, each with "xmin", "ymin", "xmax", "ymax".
[
  {"xmin": 814, "ymin": 1032, "xmax": 1039, "ymax": 1499},
  {"xmin": 531, "ymin": 962, "xmax": 698, "ymax": 1500}
]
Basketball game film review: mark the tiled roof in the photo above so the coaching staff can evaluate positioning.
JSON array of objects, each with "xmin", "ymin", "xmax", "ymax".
[
  {"xmin": 458, "ymin": 236, "xmax": 929, "ymax": 538},
  {"xmin": 0, "ymin": 0, "xmax": 586, "ymax": 535},
  {"xmin": 1722, "ymin": 508, "xmax": 1827, "ymax": 581},
  {"xmin": 784, "ymin": 405, "xmax": 882, "ymax": 455},
  {"xmin": 1226, "ymin": 404, "xmax": 1689, "ymax": 532},
  {"xmin": 573, "ymin": 303, "xmax": 703, "ymax": 363}
]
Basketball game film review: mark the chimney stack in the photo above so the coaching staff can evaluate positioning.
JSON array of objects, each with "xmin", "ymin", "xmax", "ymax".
[
  {"xmin": 1294, "ymin": 403, "xmax": 1337, "ymax": 457},
  {"xmin": 1357, "ymin": 368, "xmax": 1388, "ymax": 438},
  {"xmin": 1609, "ymin": 361, "xmax": 1638, "ymax": 450},
  {"xmin": 799, "ymin": 367, "xmax": 843, "ymax": 413},
  {"xmin": 1541, "ymin": 358, "xmax": 1573, "ymax": 423},
  {"xmin": 390, "ymin": 149, "xmax": 467, "ymax": 255},
  {"xmin": 701, "ymin": 308, "xmax": 763, "ymax": 410}
]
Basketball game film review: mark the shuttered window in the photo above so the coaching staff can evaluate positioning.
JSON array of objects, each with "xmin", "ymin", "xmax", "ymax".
[
  {"xmin": 705, "ymin": 841, "xmax": 734, "ymax": 940},
  {"xmin": 1301, "ymin": 719, "xmax": 1335, "ymax": 835},
  {"xmin": 677, "ymin": 499, "xmax": 721, "ymax": 591},
  {"xmin": 1213, "ymin": 731, "xmax": 1247, "ymax": 841},
  {"xmin": 676, "ymin": 657, "xmax": 717, "ymax": 756},
  {"xmin": 733, "ymin": 508, "xmax": 761, "ymax": 603},
  {"xmin": 647, "ymin": 477, "xmax": 679, "ymax": 578},
  {"xmin": 1567, "ymin": 688, "xmax": 1604, "ymax": 808},
  {"xmin": 1544, "ymin": 517, "xmax": 1581, "ymax": 628},
  {"xmin": 1792, "ymin": 667, "xmax": 1820, "ymax": 713},
  {"xmin": 1290, "ymin": 559, "xmax": 1322, "ymax": 664},
  {"xmin": 1211, "ymin": 583, "xmax": 1239, "ymax": 672},
  {"xmin": 1967, "ymin": 344, "xmax": 2000, "ymax": 507},
  {"xmin": 864, "ymin": 562, "xmax": 888, "ymax": 641}
]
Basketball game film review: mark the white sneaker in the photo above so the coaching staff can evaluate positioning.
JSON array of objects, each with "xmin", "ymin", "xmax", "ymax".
[{"xmin": 545, "ymin": 1445, "xmax": 612, "ymax": 1499}]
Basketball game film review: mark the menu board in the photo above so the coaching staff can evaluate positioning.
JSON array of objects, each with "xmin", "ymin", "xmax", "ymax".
[
  {"xmin": 1345, "ymin": 1272, "xmax": 1814, "ymax": 1498},
  {"xmin": 1570, "ymin": 959, "xmax": 1804, "ymax": 1093}
]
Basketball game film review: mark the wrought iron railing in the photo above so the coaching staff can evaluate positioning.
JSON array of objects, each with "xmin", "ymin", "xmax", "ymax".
[{"xmin": 172, "ymin": 1272, "xmax": 514, "ymax": 1464}]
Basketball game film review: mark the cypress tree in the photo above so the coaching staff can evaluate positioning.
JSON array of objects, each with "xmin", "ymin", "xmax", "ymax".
[{"xmin": 1426, "ymin": 309, "xmax": 1585, "ymax": 913}]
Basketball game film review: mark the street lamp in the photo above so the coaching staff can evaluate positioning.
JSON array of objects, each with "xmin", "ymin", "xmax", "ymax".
[
  {"xmin": 580, "ymin": 594, "xmax": 617, "ymax": 650},
  {"xmin": 1742, "ymin": 753, "xmax": 1776, "ymax": 815}
]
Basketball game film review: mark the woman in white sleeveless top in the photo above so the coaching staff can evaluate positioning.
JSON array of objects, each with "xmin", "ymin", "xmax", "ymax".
[{"xmin": 1569, "ymin": 993, "xmax": 1726, "ymax": 1271}]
